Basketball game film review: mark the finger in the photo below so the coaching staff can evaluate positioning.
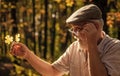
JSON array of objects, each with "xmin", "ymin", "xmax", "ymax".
[
  {"xmin": 83, "ymin": 24, "xmax": 90, "ymax": 32},
  {"xmin": 10, "ymin": 43, "xmax": 20, "ymax": 55},
  {"xmin": 14, "ymin": 50, "xmax": 18, "ymax": 56},
  {"xmin": 84, "ymin": 23, "xmax": 95, "ymax": 30},
  {"xmin": 11, "ymin": 46, "xmax": 20, "ymax": 56},
  {"xmin": 10, "ymin": 47, "xmax": 16, "ymax": 55},
  {"xmin": 88, "ymin": 23, "xmax": 97, "ymax": 30},
  {"xmin": 10, "ymin": 41, "xmax": 17, "ymax": 52},
  {"xmin": 10, "ymin": 41, "xmax": 17, "ymax": 47}
]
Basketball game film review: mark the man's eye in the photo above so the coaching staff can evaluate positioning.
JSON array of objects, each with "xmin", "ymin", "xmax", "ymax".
[{"xmin": 77, "ymin": 28, "xmax": 82, "ymax": 30}]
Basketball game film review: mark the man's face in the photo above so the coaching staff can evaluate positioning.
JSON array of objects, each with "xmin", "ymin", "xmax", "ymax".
[
  {"xmin": 69, "ymin": 24, "xmax": 85, "ymax": 37},
  {"xmin": 68, "ymin": 21, "xmax": 99, "ymax": 41},
  {"xmin": 69, "ymin": 21, "xmax": 92, "ymax": 35}
]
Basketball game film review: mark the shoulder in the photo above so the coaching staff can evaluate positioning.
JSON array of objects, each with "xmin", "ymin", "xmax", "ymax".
[
  {"xmin": 67, "ymin": 41, "xmax": 79, "ymax": 51},
  {"xmin": 63, "ymin": 41, "xmax": 80, "ymax": 57},
  {"xmin": 101, "ymin": 36, "xmax": 120, "ymax": 76},
  {"xmin": 105, "ymin": 36, "xmax": 120, "ymax": 50},
  {"xmin": 99, "ymin": 34, "xmax": 120, "ymax": 52}
]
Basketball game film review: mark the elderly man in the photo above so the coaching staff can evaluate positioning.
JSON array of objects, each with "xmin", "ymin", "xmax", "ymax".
[{"xmin": 10, "ymin": 4, "xmax": 120, "ymax": 76}]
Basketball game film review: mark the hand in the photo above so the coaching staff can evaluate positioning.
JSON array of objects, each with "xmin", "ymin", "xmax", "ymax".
[
  {"xmin": 78, "ymin": 23, "xmax": 98, "ymax": 49},
  {"xmin": 83, "ymin": 23, "xmax": 98, "ymax": 43},
  {"xmin": 10, "ymin": 42, "xmax": 30, "ymax": 59}
]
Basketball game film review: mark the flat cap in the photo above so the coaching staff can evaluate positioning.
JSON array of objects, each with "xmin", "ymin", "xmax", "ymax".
[{"xmin": 66, "ymin": 4, "xmax": 102, "ymax": 24}]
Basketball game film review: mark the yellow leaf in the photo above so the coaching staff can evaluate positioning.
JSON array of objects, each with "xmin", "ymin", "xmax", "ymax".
[
  {"xmin": 5, "ymin": 35, "xmax": 13, "ymax": 45},
  {"xmin": 54, "ymin": 0, "xmax": 61, "ymax": 3},
  {"xmin": 66, "ymin": 0, "xmax": 74, "ymax": 7},
  {"xmin": 15, "ymin": 34, "xmax": 20, "ymax": 42}
]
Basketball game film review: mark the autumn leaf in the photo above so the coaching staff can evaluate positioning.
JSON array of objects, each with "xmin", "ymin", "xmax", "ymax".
[
  {"xmin": 66, "ymin": 0, "xmax": 74, "ymax": 7},
  {"xmin": 54, "ymin": 0, "xmax": 61, "ymax": 3},
  {"xmin": 15, "ymin": 34, "xmax": 20, "ymax": 42},
  {"xmin": 5, "ymin": 35, "xmax": 13, "ymax": 45}
]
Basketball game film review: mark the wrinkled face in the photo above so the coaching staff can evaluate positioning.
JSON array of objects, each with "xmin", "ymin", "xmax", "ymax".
[
  {"xmin": 68, "ymin": 21, "xmax": 100, "ymax": 47},
  {"xmin": 68, "ymin": 22, "xmax": 87, "ymax": 37},
  {"xmin": 68, "ymin": 21, "xmax": 98, "ymax": 38}
]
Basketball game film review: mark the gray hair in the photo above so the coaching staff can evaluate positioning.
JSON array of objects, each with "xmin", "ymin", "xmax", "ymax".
[{"xmin": 91, "ymin": 19, "xmax": 104, "ymax": 29}]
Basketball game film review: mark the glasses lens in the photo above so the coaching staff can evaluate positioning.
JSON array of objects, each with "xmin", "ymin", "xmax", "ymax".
[
  {"xmin": 68, "ymin": 28, "xmax": 79, "ymax": 36},
  {"xmin": 68, "ymin": 28, "xmax": 74, "ymax": 33}
]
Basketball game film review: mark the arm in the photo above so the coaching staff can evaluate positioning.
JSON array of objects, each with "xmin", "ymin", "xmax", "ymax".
[
  {"xmin": 82, "ymin": 23, "xmax": 108, "ymax": 76},
  {"xmin": 87, "ymin": 42, "xmax": 107, "ymax": 76},
  {"xmin": 25, "ymin": 51, "xmax": 63, "ymax": 76},
  {"xmin": 10, "ymin": 42, "xmax": 63, "ymax": 76}
]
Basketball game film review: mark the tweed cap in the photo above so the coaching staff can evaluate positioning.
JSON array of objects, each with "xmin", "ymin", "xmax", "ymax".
[{"xmin": 66, "ymin": 4, "xmax": 102, "ymax": 24}]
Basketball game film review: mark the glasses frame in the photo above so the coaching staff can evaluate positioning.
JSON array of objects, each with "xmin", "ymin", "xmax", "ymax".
[{"xmin": 68, "ymin": 21, "xmax": 96, "ymax": 36}]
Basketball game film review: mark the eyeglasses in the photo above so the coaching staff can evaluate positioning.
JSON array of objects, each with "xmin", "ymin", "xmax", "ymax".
[
  {"xmin": 68, "ymin": 27, "xmax": 83, "ymax": 36},
  {"xmin": 68, "ymin": 21, "xmax": 96, "ymax": 36},
  {"xmin": 68, "ymin": 22, "xmax": 86, "ymax": 36}
]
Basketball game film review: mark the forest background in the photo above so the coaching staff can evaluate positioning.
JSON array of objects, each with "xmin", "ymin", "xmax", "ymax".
[{"xmin": 0, "ymin": 0, "xmax": 120, "ymax": 76}]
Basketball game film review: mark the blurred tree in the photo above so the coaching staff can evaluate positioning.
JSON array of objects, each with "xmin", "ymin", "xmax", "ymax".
[
  {"xmin": 32, "ymin": 0, "xmax": 36, "ymax": 53},
  {"xmin": 92, "ymin": 0, "xmax": 109, "ymax": 34},
  {"xmin": 50, "ymin": 11, "xmax": 56, "ymax": 60},
  {"xmin": 7, "ymin": 0, "xmax": 19, "ymax": 36},
  {"xmin": 108, "ymin": 0, "xmax": 117, "ymax": 11},
  {"xmin": 43, "ymin": 0, "xmax": 48, "ymax": 59},
  {"xmin": 107, "ymin": 0, "xmax": 120, "ymax": 39}
]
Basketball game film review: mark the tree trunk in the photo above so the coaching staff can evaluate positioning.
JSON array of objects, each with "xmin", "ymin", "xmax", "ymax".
[
  {"xmin": 43, "ymin": 0, "xmax": 48, "ymax": 59},
  {"xmin": 32, "ymin": 0, "xmax": 36, "ymax": 54},
  {"xmin": 50, "ymin": 12, "xmax": 56, "ymax": 61}
]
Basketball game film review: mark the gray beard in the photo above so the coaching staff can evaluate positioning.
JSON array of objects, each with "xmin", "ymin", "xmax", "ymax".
[{"xmin": 78, "ymin": 38, "xmax": 88, "ymax": 50}]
